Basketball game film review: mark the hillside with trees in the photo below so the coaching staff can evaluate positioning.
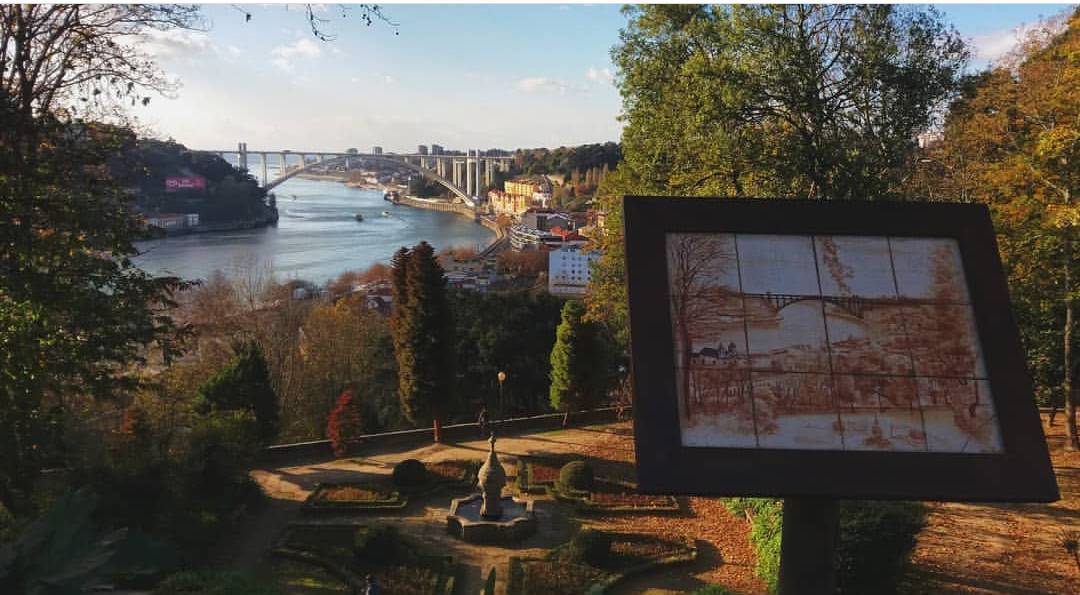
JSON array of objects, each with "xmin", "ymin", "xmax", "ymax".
[{"xmin": 123, "ymin": 139, "xmax": 276, "ymax": 225}]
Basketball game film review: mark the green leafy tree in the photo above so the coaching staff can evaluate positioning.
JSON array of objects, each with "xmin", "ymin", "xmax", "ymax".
[
  {"xmin": 0, "ymin": 5, "xmax": 202, "ymax": 514},
  {"xmin": 195, "ymin": 341, "xmax": 279, "ymax": 442},
  {"xmin": 587, "ymin": 4, "xmax": 967, "ymax": 344},
  {"xmin": 390, "ymin": 242, "xmax": 454, "ymax": 441},
  {"xmin": 550, "ymin": 300, "xmax": 618, "ymax": 425},
  {"xmin": 917, "ymin": 9, "xmax": 1080, "ymax": 448}
]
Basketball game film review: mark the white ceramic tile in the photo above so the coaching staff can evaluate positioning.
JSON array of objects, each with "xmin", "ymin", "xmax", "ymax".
[{"xmin": 815, "ymin": 236, "xmax": 898, "ymax": 299}]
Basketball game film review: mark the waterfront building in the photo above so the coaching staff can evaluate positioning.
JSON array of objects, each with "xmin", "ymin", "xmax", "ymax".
[
  {"xmin": 145, "ymin": 212, "xmax": 199, "ymax": 232},
  {"xmin": 520, "ymin": 209, "xmax": 573, "ymax": 232},
  {"xmin": 418, "ymin": 144, "xmax": 429, "ymax": 155},
  {"xmin": 372, "ymin": 146, "xmax": 383, "ymax": 155},
  {"xmin": 431, "ymin": 144, "xmax": 444, "ymax": 155},
  {"xmin": 488, "ymin": 189, "xmax": 532, "ymax": 218},
  {"xmin": 548, "ymin": 245, "xmax": 600, "ymax": 296},
  {"xmin": 504, "ymin": 177, "xmax": 551, "ymax": 199}
]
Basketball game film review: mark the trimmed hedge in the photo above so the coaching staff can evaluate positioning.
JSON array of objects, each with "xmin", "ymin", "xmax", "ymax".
[
  {"xmin": 393, "ymin": 459, "xmax": 428, "ymax": 487},
  {"xmin": 558, "ymin": 461, "xmax": 594, "ymax": 493}
]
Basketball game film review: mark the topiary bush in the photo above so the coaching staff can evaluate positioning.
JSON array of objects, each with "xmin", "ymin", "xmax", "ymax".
[
  {"xmin": 557, "ymin": 460, "xmax": 594, "ymax": 493},
  {"xmin": 565, "ymin": 528, "xmax": 612, "ymax": 566},
  {"xmin": 353, "ymin": 524, "xmax": 415, "ymax": 565},
  {"xmin": 392, "ymin": 458, "xmax": 428, "ymax": 487}
]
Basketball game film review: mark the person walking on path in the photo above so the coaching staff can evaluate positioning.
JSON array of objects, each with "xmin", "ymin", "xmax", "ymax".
[
  {"xmin": 365, "ymin": 574, "xmax": 382, "ymax": 595},
  {"xmin": 478, "ymin": 406, "xmax": 489, "ymax": 438}
]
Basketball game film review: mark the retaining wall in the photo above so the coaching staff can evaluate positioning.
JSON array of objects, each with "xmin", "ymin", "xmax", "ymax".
[{"xmin": 263, "ymin": 407, "xmax": 629, "ymax": 467}]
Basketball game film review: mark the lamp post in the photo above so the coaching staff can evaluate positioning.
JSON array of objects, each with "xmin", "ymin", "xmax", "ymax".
[{"xmin": 497, "ymin": 370, "xmax": 507, "ymax": 421}]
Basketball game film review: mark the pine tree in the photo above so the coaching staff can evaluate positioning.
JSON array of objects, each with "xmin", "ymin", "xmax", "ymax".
[
  {"xmin": 196, "ymin": 340, "xmax": 279, "ymax": 442},
  {"xmin": 391, "ymin": 242, "xmax": 454, "ymax": 441}
]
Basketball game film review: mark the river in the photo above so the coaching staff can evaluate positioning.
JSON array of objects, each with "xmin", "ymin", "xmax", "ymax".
[{"xmin": 133, "ymin": 177, "xmax": 494, "ymax": 283}]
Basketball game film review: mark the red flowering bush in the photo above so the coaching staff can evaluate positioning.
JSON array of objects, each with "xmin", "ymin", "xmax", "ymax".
[{"xmin": 327, "ymin": 390, "xmax": 364, "ymax": 457}]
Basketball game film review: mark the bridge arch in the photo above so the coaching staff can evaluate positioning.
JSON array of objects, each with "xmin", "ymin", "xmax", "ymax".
[{"xmin": 264, "ymin": 154, "xmax": 475, "ymax": 208}]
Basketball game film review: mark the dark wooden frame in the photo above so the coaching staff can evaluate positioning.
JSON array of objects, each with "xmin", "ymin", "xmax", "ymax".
[{"xmin": 625, "ymin": 196, "xmax": 1059, "ymax": 502}]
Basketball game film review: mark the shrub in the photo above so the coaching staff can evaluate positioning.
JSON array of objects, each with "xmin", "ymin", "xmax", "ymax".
[
  {"xmin": 353, "ymin": 524, "xmax": 415, "ymax": 565},
  {"xmin": 327, "ymin": 390, "xmax": 364, "ymax": 457},
  {"xmin": 724, "ymin": 498, "xmax": 782, "ymax": 593},
  {"xmin": 565, "ymin": 528, "xmax": 612, "ymax": 566},
  {"xmin": 392, "ymin": 458, "xmax": 428, "ymax": 487},
  {"xmin": 837, "ymin": 501, "xmax": 926, "ymax": 593},
  {"xmin": 558, "ymin": 460, "xmax": 594, "ymax": 493},
  {"xmin": 155, "ymin": 570, "xmax": 283, "ymax": 594}
]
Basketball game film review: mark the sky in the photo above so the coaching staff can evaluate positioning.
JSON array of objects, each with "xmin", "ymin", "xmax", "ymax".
[{"xmin": 135, "ymin": 3, "xmax": 1077, "ymax": 154}]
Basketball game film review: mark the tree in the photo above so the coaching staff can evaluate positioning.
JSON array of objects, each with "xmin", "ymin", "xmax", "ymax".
[
  {"xmin": 919, "ymin": 9, "xmax": 1080, "ymax": 449},
  {"xmin": 587, "ymin": 4, "xmax": 967, "ymax": 344},
  {"xmin": 549, "ymin": 300, "xmax": 618, "ymax": 425},
  {"xmin": 390, "ymin": 243, "xmax": 454, "ymax": 442},
  {"xmin": 0, "ymin": 5, "xmax": 204, "ymax": 513},
  {"xmin": 327, "ymin": 390, "xmax": 364, "ymax": 457},
  {"xmin": 195, "ymin": 341, "xmax": 279, "ymax": 442}
]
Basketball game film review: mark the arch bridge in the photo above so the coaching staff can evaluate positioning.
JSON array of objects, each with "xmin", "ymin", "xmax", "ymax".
[{"xmin": 197, "ymin": 142, "xmax": 514, "ymax": 209}]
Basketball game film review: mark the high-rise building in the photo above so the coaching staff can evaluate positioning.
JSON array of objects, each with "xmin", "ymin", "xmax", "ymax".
[
  {"xmin": 372, "ymin": 146, "xmax": 383, "ymax": 155},
  {"xmin": 417, "ymin": 145, "xmax": 429, "ymax": 155},
  {"xmin": 431, "ymin": 144, "xmax": 444, "ymax": 155}
]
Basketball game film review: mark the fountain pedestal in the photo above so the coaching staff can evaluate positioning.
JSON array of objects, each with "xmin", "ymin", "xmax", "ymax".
[{"xmin": 446, "ymin": 434, "xmax": 536, "ymax": 545}]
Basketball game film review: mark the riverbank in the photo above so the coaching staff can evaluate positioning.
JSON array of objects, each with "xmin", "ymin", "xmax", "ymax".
[
  {"xmin": 151, "ymin": 207, "xmax": 279, "ymax": 237},
  {"xmin": 393, "ymin": 195, "xmax": 506, "ymax": 246}
]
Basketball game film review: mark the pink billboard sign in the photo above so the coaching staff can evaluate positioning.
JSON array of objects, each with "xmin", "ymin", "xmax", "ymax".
[{"xmin": 165, "ymin": 176, "xmax": 207, "ymax": 192}]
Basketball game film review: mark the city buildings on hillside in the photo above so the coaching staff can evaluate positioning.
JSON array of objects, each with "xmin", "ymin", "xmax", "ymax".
[
  {"xmin": 548, "ymin": 245, "xmax": 600, "ymax": 296},
  {"xmin": 488, "ymin": 177, "xmax": 554, "ymax": 218},
  {"xmin": 489, "ymin": 189, "xmax": 532, "ymax": 218},
  {"xmin": 509, "ymin": 208, "xmax": 587, "ymax": 251}
]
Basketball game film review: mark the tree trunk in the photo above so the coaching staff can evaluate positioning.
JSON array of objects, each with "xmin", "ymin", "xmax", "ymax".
[
  {"xmin": 433, "ymin": 417, "xmax": 442, "ymax": 443},
  {"xmin": 562, "ymin": 410, "xmax": 570, "ymax": 427},
  {"xmin": 1065, "ymin": 232, "xmax": 1078, "ymax": 451}
]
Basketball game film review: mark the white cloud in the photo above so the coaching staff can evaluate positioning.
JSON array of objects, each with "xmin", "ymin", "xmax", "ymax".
[
  {"xmin": 383, "ymin": 75, "xmax": 398, "ymax": 85},
  {"xmin": 969, "ymin": 20, "xmax": 1065, "ymax": 66},
  {"xmin": 515, "ymin": 77, "xmax": 573, "ymax": 95},
  {"xmin": 586, "ymin": 66, "xmax": 614, "ymax": 85},
  {"xmin": 139, "ymin": 28, "xmax": 212, "ymax": 60},
  {"xmin": 270, "ymin": 38, "xmax": 323, "ymax": 72}
]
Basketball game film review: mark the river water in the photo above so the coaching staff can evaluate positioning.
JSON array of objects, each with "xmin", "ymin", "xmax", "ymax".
[{"xmin": 133, "ymin": 177, "xmax": 493, "ymax": 283}]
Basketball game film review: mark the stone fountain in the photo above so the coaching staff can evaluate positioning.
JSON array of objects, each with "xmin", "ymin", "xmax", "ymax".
[{"xmin": 446, "ymin": 434, "xmax": 536, "ymax": 544}]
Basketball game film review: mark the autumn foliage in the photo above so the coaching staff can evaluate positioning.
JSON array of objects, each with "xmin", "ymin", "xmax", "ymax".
[{"xmin": 327, "ymin": 390, "xmax": 364, "ymax": 457}]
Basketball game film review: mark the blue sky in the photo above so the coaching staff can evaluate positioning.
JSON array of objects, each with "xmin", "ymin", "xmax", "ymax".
[{"xmin": 137, "ymin": 3, "xmax": 1076, "ymax": 153}]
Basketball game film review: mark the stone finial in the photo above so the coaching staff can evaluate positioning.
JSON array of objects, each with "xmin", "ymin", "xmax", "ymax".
[{"xmin": 477, "ymin": 432, "xmax": 507, "ymax": 520}]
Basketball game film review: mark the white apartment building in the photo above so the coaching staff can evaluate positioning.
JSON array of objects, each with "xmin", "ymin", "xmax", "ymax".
[{"xmin": 547, "ymin": 245, "xmax": 600, "ymax": 296}]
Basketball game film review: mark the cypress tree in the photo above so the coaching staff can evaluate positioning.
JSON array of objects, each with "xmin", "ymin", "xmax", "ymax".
[
  {"xmin": 550, "ymin": 300, "xmax": 612, "ymax": 425},
  {"xmin": 391, "ymin": 242, "xmax": 454, "ymax": 441}
]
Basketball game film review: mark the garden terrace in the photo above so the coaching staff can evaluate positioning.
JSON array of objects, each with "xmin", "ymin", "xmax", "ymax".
[{"xmin": 225, "ymin": 416, "xmax": 1076, "ymax": 594}]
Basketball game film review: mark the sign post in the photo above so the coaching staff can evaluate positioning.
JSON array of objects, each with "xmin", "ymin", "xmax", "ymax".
[{"xmin": 623, "ymin": 197, "xmax": 1059, "ymax": 593}]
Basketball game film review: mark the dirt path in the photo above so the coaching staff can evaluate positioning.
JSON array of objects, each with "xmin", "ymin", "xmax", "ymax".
[{"xmin": 901, "ymin": 415, "xmax": 1080, "ymax": 594}]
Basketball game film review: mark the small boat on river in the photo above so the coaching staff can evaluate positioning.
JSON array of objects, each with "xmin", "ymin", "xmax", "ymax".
[
  {"xmin": 354, "ymin": 212, "xmax": 364, "ymax": 222},
  {"xmin": 381, "ymin": 211, "xmax": 391, "ymax": 217}
]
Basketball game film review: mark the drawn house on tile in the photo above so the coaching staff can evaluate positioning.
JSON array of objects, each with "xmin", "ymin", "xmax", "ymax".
[{"xmin": 666, "ymin": 232, "xmax": 1002, "ymax": 454}]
